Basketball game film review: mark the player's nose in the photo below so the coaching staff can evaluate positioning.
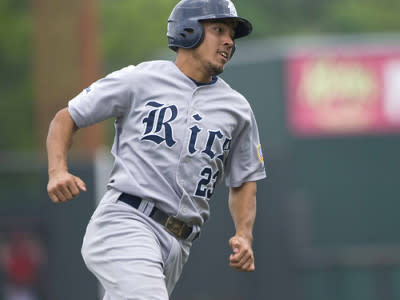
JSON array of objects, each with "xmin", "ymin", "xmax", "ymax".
[
  {"xmin": 223, "ymin": 34, "xmax": 234, "ymax": 47},
  {"xmin": 223, "ymin": 36, "xmax": 234, "ymax": 55}
]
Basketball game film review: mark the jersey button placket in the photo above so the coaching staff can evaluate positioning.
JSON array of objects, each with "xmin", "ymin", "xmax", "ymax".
[
  {"xmin": 181, "ymin": 87, "xmax": 199, "ymax": 191},
  {"xmin": 176, "ymin": 87, "xmax": 199, "ymax": 193}
]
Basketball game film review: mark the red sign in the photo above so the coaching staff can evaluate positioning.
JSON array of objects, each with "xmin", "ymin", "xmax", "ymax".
[{"xmin": 286, "ymin": 47, "xmax": 400, "ymax": 136}]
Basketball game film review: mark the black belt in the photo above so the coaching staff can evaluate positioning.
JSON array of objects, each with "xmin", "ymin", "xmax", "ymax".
[{"xmin": 118, "ymin": 193, "xmax": 195, "ymax": 240}]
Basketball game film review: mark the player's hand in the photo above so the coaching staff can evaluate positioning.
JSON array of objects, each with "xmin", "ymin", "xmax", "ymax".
[
  {"xmin": 228, "ymin": 235, "xmax": 255, "ymax": 272},
  {"xmin": 47, "ymin": 170, "xmax": 86, "ymax": 203}
]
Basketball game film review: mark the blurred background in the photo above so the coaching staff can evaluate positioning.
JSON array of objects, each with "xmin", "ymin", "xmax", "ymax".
[{"xmin": 1, "ymin": 0, "xmax": 400, "ymax": 299}]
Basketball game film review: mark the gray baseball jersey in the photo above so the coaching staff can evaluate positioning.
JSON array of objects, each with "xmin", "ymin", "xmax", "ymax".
[{"xmin": 68, "ymin": 60, "xmax": 266, "ymax": 227}]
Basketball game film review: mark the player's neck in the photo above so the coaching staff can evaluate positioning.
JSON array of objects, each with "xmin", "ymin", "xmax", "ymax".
[{"xmin": 175, "ymin": 52, "xmax": 212, "ymax": 83}]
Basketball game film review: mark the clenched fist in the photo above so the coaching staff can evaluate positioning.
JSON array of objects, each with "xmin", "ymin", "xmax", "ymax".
[
  {"xmin": 229, "ymin": 235, "xmax": 255, "ymax": 272},
  {"xmin": 47, "ymin": 171, "xmax": 86, "ymax": 203}
]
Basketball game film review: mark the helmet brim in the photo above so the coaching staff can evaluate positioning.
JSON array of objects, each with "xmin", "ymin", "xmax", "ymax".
[{"xmin": 234, "ymin": 17, "xmax": 253, "ymax": 39}]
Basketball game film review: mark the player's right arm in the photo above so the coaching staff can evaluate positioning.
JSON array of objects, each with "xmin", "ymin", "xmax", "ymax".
[{"xmin": 46, "ymin": 108, "xmax": 86, "ymax": 203}]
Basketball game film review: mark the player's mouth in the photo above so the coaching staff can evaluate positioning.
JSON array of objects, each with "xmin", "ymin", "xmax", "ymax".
[{"xmin": 217, "ymin": 50, "xmax": 229, "ymax": 62}]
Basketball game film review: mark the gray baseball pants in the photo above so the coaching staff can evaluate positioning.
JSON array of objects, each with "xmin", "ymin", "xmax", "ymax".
[{"xmin": 81, "ymin": 188, "xmax": 192, "ymax": 299}]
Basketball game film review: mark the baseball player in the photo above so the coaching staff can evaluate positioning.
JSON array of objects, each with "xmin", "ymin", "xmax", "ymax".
[{"xmin": 46, "ymin": 0, "xmax": 266, "ymax": 299}]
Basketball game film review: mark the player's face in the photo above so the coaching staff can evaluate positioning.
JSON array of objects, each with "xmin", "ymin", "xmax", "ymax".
[{"xmin": 192, "ymin": 20, "xmax": 235, "ymax": 77}]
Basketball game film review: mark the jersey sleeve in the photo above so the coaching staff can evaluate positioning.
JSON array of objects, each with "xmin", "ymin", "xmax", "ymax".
[
  {"xmin": 224, "ymin": 109, "xmax": 267, "ymax": 187},
  {"xmin": 68, "ymin": 65, "xmax": 135, "ymax": 128}
]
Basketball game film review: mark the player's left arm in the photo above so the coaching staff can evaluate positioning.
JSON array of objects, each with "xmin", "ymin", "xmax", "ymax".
[{"xmin": 228, "ymin": 181, "xmax": 257, "ymax": 272}]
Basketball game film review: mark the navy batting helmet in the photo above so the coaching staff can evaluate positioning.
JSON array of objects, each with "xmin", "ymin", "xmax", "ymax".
[{"xmin": 167, "ymin": 0, "xmax": 252, "ymax": 52}]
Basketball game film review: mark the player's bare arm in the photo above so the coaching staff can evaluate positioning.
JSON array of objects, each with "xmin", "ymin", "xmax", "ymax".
[
  {"xmin": 228, "ymin": 181, "xmax": 257, "ymax": 272},
  {"xmin": 46, "ymin": 108, "xmax": 86, "ymax": 203}
]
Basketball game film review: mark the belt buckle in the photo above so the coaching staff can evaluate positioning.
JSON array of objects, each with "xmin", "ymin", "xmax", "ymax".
[{"xmin": 165, "ymin": 216, "xmax": 186, "ymax": 239}]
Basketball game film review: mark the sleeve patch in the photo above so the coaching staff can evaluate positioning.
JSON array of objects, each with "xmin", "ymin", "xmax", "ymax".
[{"xmin": 257, "ymin": 144, "xmax": 264, "ymax": 163}]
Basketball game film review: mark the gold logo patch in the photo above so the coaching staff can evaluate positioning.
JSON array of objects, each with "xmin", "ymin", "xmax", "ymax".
[{"xmin": 257, "ymin": 144, "xmax": 263, "ymax": 163}]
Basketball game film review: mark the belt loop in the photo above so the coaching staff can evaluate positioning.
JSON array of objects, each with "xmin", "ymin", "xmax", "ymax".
[
  {"xmin": 187, "ymin": 225, "xmax": 200, "ymax": 241},
  {"xmin": 138, "ymin": 199, "xmax": 154, "ymax": 216},
  {"xmin": 142, "ymin": 201, "xmax": 155, "ymax": 216},
  {"xmin": 138, "ymin": 198, "xmax": 148, "ymax": 212}
]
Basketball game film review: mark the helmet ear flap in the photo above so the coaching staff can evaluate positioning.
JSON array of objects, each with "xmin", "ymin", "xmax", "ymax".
[
  {"xmin": 191, "ymin": 23, "xmax": 205, "ymax": 49},
  {"xmin": 168, "ymin": 19, "xmax": 204, "ymax": 51}
]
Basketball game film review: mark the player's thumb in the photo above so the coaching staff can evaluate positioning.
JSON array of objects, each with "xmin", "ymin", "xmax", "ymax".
[
  {"xmin": 74, "ymin": 176, "xmax": 87, "ymax": 192},
  {"xmin": 229, "ymin": 237, "xmax": 240, "ymax": 253}
]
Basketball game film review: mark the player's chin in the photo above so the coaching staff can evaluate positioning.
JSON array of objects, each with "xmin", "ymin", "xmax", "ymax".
[{"xmin": 209, "ymin": 63, "xmax": 225, "ymax": 76}]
